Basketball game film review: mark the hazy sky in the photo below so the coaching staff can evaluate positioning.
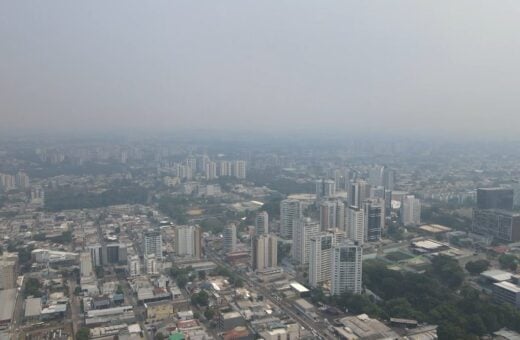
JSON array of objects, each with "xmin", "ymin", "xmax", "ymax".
[{"xmin": 1, "ymin": 1, "xmax": 520, "ymax": 136}]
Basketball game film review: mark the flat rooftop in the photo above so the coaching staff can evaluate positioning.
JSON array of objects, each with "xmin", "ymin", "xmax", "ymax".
[
  {"xmin": 289, "ymin": 282, "xmax": 310, "ymax": 293},
  {"xmin": 494, "ymin": 281, "xmax": 520, "ymax": 293},
  {"xmin": 481, "ymin": 269, "xmax": 513, "ymax": 282}
]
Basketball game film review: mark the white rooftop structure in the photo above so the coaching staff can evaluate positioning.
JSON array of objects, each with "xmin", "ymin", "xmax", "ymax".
[{"xmin": 481, "ymin": 269, "xmax": 513, "ymax": 282}]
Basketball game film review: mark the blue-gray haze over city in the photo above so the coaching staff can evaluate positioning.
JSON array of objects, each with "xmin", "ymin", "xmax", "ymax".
[{"xmin": 2, "ymin": 1, "xmax": 520, "ymax": 136}]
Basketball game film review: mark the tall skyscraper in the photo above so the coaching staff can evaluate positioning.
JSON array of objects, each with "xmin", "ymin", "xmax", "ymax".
[
  {"xmin": 400, "ymin": 195, "xmax": 421, "ymax": 226},
  {"xmin": 477, "ymin": 188, "xmax": 514, "ymax": 211},
  {"xmin": 319, "ymin": 200, "xmax": 345, "ymax": 230},
  {"xmin": 308, "ymin": 233, "xmax": 334, "ymax": 288},
  {"xmin": 255, "ymin": 211, "xmax": 269, "ymax": 236},
  {"xmin": 291, "ymin": 218, "xmax": 320, "ymax": 265},
  {"xmin": 175, "ymin": 225, "xmax": 202, "ymax": 259},
  {"xmin": 219, "ymin": 160, "xmax": 232, "ymax": 177},
  {"xmin": 80, "ymin": 252, "xmax": 93, "ymax": 277},
  {"xmin": 15, "ymin": 171, "xmax": 30, "ymax": 189},
  {"xmin": 144, "ymin": 230, "xmax": 163, "ymax": 260},
  {"xmin": 320, "ymin": 201, "xmax": 336, "ymax": 231},
  {"xmin": 368, "ymin": 166, "xmax": 384, "ymax": 187},
  {"xmin": 223, "ymin": 224, "xmax": 237, "ymax": 252},
  {"xmin": 346, "ymin": 206, "xmax": 365, "ymax": 244},
  {"xmin": 280, "ymin": 199, "xmax": 303, "ymax": 239},
  {"xmin": 88, "ymin": 244, "xmax": 103, "ymax": 267},
  {"xmin": 382, "ymin": 167, "xmax": 395, "ymax": 190},
  {"xmin": 316, "ymin": 179, "xmax": 336, "ymax": 200},
  {"xmin": 331, "ymin": 241, "xmax": 362, "ymax": 295},
  {"xmin": 363, "ymin": 200, "xmax": 384, "ymax": 242},
  {"xmin": 205, "ymin": 161, "xmax": 218, "ymax": 180},
  {"xmin": 252, "ymin": 234, "xmax": 278, "ymax": 271},
  {"xmin": 349, "ymin": 180, "xmax": 371, "ymax": 207},
  {"xmin": 233, "ymin": 160, "xmax": 247, "ymax": 179}
]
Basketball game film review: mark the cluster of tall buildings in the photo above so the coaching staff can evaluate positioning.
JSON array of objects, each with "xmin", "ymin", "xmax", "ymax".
[
  {"xmin": 0, "ymin": 171, "xmax": 30, "ymax": 191},
  {"xmin": 279, "ymin": 167, "xmax": 402, "ymax": 296},
  {"xmin": 291, "ymin": 216, "xmax": 362, "ymax": 294},
  {"xmin": 167, "ymin": 157, "xmax": 246, "ymax": 181},
  {"xmin": 472, "ymin": 188, "xmax": 520, "ymax": 242}
]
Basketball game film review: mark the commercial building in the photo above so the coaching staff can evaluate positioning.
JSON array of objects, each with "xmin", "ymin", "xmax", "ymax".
[
  {"xmin": 331, "ymin": 241, "xmax": 362, "ymax": 295},
  {"xmin": 280, "ymin": 199, "xmax": 303, "ymax": 239},
  {"xmin": 477, "ymin": 188, "xmax": 514, "ymax": 210},
  {"xmin": 472, "ymin": 209, "xmax": 520, "ymax": 242},
  {"xmin": 493, "ymin": 281, "xmax": 520, "ymax": 309}
]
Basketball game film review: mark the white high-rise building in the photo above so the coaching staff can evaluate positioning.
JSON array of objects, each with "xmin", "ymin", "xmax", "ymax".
[
  {"xmin": 144, "ymin": 230, "xmax": 163, "ymax": 260},
  {"xmin": 205, "ymin": 161, "xmax": 218, "ymax": 180},
  {"xmin": 144, "ymin": 254, "xmax": 159, "ymax": 275},
  {"xmin": 223, "ymin": 224, "xmax": 237, "ymax": 252},
  {"xmin": 331, "ymin": 241, "xmax": 362, "ymax": 295},
  {"xmin": 175, "ymin": 225, "xmax": 202, "ymax": 259},
  {"xmin": 346, "ymin": 206, "xmax": 365, "ymax": 244},
  {"xmin": 80, "ymin": 252, "xmax": 93, "ymax": 277},
  {"xmin": 255, "ymin": 211, "xmax": 269, "ymax": 236},
  {"xmin": 401, "ymin": 195, "xmax": 421, "ymax": 226},
  {"xmin": 30, "ymin": 186, "xmax": 45, "ymax": 205},
  {"xmin": 128, "ymin": 255, "xmax": 141, "ymax": 277},
  {"xmin": 292, "ymin": 218, "xmax": 320, "ymax": 265},
  {"xmin": 233, "ymin": 160, "xmax": 247, "ymax": 179},
  {"xmin": 88, "ymin": 244, "xmax": 103, "ymax": 267},
  {"xmin": 15, "ymin": 171, "xmax": 30, "ymax": 189},
  {"xmin": 252, "ymin": 234, "xmax": 278, "ymax": 271},
  {"xmin": 280, "ymin": 199, "xmax": 303, "ymax": 239},
  {"xmin": 309, "ymin": 233, "xmax": 335, "ymax": 288},
  {"xmin": 219, "ymin": 161, "xmax": 232, "ymax": 177}
]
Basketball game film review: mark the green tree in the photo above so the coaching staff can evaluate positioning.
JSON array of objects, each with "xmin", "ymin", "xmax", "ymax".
[
  {"xmin": 204, "ymin": 307, "xmax": 215, "ymax": 320},
  {"xmin": 76, "ymin": 328, "xmax": 90, "ymax": 340},
  {"xmin": 499, "ymin": 254, "xmax": 518, "ymax": 271},
  {"xmin": 465, "ymin": 259, "xmax": 490, "ymax": 275}
]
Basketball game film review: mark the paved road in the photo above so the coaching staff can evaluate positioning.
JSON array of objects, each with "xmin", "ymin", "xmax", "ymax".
[{"xmin": 68, "ymin": 279, "xmax": 82, "ymax": 336}]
